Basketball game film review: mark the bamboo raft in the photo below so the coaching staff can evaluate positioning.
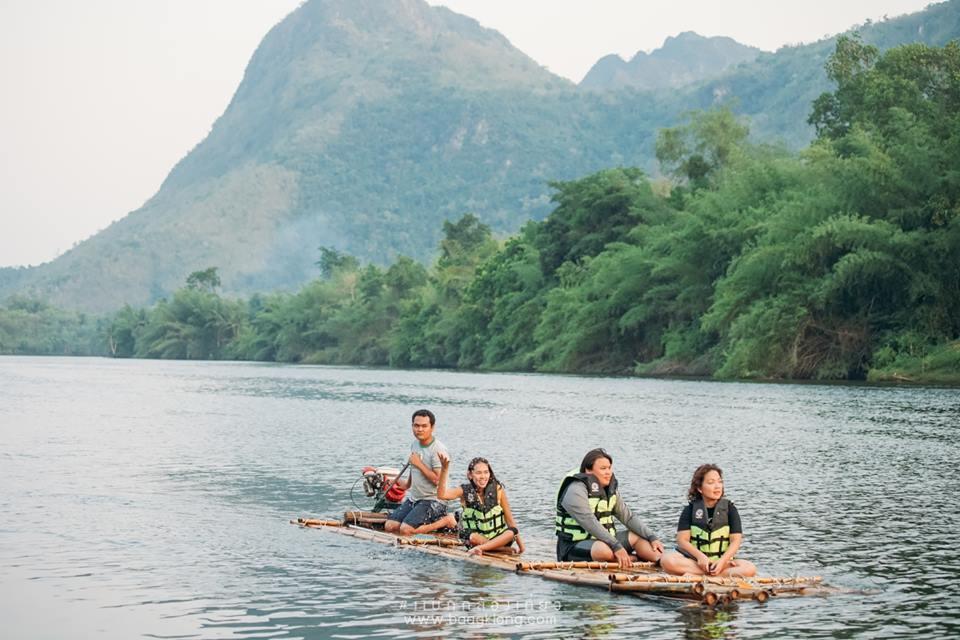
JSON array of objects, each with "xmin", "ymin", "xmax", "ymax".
[{"xmin": 292, "ymin": 513, "xmax": 829, "ymax": 606}]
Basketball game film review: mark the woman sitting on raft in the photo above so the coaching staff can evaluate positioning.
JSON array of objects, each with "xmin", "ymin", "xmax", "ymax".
[
  {"xmin": 660, "ymin": 464, "xmax": 757, "ymax": 577},
  {"xmin": 555, "ymin": 448, "xmax": 664, "ymax": 569},
  {"xmin": 436, "ymin": 452, "xmax": 525, "ymax": 556}
]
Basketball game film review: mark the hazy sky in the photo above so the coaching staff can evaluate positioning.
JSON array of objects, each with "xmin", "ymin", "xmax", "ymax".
[{"xmin": 0, "ymin": 0, "xmax": 934, "ymax": 268}]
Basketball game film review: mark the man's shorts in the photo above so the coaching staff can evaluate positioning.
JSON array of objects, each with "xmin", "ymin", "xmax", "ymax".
[
  {"xmin": 561, "ymin": 530, "xmax": 633, "ymax": 561},
  {"xmin": 388, "ymin": 499, "xmax": 447, "ymax": 528}
]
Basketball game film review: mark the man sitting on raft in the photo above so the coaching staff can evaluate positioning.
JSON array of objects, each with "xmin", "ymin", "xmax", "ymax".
[
  {"xmin": 555, "ymin": 448, "xmax": 664, "ymax": 569},
  {"xmin": 384, "ymin": 409, "xmax": 456, "ymax": 535}
]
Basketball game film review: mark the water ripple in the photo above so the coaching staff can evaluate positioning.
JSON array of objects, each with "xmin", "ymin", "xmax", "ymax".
[{"xmin": 1, "ymin": 356, "xmax": 958, "ymax": 638}]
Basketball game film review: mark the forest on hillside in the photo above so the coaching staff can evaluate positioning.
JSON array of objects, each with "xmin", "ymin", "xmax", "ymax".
[
  {"xmin": 2, "ymin": 39, "xmax": 958, "ymax": 383},
  {"xmin": 6, "ymin": 1, "xmax": 959, "ymax": 313}
]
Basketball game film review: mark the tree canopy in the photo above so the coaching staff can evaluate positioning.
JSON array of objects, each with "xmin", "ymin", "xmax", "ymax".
[{"xmin": 6, "ymin": 40, "xmax": 959, "ymax": 383}]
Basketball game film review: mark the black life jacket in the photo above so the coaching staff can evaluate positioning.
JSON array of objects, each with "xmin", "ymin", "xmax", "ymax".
[
  {"xmin": 689, "ymin": 497, "xmax": 731, "ymax": 561},
  {"xmin": 555, "ymin": 470, "xmax": 618, "ymax": 543}
]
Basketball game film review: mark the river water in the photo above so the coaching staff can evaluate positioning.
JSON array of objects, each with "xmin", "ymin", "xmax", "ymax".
[{"xmin": 1, "ymin": 356, "xmax": 957, "ymax": 638}]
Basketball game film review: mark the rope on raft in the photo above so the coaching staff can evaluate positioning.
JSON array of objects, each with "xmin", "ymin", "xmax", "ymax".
[{"xmin": 516, "ymin": 561, "xmax": 656, "ymax": 572}]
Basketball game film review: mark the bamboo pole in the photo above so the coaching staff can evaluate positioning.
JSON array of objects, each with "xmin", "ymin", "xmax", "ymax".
[
  {"xmin": 702, "ymin": 583, "xmax": 780, "ymax": 603},
  {"xmin": 609, "ymin": 582, "xmax": 701, "ymax": 595},
  {"xmin": 337, "ymin": 527, "xmax": 379, "ymax": 541},
  {"xmin": 422, "ymin": 545, "xmax": 522, "ymax": 569},
  {"xmin": 344, "ymin": 510, "xmax": 387, "ymax": 520},
  {"xmin": 351, "ymin": 520, "xmax": 388, "ymax": 528},
  {"xmin": 397, "ymin": 537, "xmax": 462, "ymax": 547},
  {"xmin": 609, "ymin": 573, "xmax": 706, "ymax": 584},
  {"xmin": 536, "ymin": 569, "xmax": 614, "ymax": 588},
  {"xmin": 384, "ymin": 535, "xmax": 523, "ymax": 570},
  {"xmin": 516, "ymin": 561, "xmax": 655, "ymax": 572},
  {"xmin": 722, "ymin": 575, "xmax": 821, "ymax": 585},
  {"xmin": 612, "ymin": 573, "xmax": 820, "ymax": 587},
  {"xmin": 343, "ymin": 511, "xmax": 388, "ymax": 526},
  {"xmin": 293, "ymin": 518, "xmax": 343, "ymax": 527},
  {"xmin": 610, "ymin": 574, "xmax": 779, "ymax": 603}
]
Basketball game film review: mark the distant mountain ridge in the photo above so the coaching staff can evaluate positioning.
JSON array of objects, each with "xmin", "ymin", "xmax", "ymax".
[
  {"xmin": 580, "ymin": 31, "xmax": 761, "ymax": 90},
  {"xmin": 4, "ymin": 0, "xmax": 959, "ymax": 313}
]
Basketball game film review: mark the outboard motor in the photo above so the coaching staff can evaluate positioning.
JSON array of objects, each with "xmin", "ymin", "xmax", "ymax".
[{"xmin": 360, "ymin": 466, "xmax": 406, "ymax": 509}]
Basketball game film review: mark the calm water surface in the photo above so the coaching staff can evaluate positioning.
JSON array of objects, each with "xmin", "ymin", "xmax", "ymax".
[{"xmin": 1, "ymin": 356, "xmax": 957, "ymax": 639}]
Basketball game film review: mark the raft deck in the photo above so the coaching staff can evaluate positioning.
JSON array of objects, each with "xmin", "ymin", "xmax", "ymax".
[{"xmin": 293, "ymin": 514, "xmax": 827, "ymax": 607}]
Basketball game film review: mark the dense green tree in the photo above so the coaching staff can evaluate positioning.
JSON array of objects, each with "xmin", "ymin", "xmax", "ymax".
[
  {"xmin": 316, "ymin": 247, "xmax": 360, "ymax": 280},
  {"xmin": 462, "ymin": 233, "xmax": 545, "ymax": 369},
  {"xmin": 655, "ymin": 108, "xmax": 750, "ymax": 191},
  {"xmin": 185, "ymin": 267, "xmax": 221, "ymax": 292},
  {"xmin": 388, "ymin": 214, "xmax": 498, "ymax": 368},
  {"xmin": 706, "ymin": 39, "xmax": 960, "ymax": 379},
  {"xmin": 105, "ymin": 305, "xmax": 146, "ymax": 357},
  {"xmin": 535, "ymin": 168, "xmax": 670, "ymax": 275},
  {"xmin": 133, "ymin": 271, "xmax": 245, "ymax": 360},
  {"xmin": 0, "ymin": 295, "xmax": 102, "ymax": 356}
]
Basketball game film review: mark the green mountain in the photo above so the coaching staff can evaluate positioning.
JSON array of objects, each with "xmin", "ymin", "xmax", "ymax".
[
  {"xmin": 580, "ymin": 31, "xmax": 760, "ymax": 90},
  {"xmin": 676, "ymin": 2, "xmax": 960, "ymax": 148},
  {"xmin": 5, "ymin": 0, "xmax": 960, "ymax": 313}
]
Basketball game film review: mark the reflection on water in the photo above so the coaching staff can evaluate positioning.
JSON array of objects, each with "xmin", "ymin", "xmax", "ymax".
[
  {"xmin": 679, "ymin": 605, "xmax": 738, "ymax": 640},
  {"xmin": 0, "ymin": 356, "xmax": 958, "ymax": 639}
]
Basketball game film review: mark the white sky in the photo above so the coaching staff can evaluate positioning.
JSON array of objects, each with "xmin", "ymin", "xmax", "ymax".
[{"xmin": 0, "ymin": 0, "xmax": 934, "ymax": 268}]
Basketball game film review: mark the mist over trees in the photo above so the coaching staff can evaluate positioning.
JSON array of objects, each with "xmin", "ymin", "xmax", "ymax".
[
  {"xmin": 4, "ymin": 1, "xmax": 959, "ymax": 313},
  {"xmin": 5, "ymin": 39, "xmax": 959, "ymax": 383}
]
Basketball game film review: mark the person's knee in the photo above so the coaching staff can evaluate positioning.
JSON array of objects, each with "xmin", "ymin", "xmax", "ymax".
[
  {"xmin": 629, "ymin": 540, "xmax": 655, "ymax": 562},
  {"xmin": 384, "ymin": 520, "xmax": 400, "ymax": 532},
  {"xmin": 398, "ymin": 523, "xmax": 416, "ymax": 535},
  {"xmin": 659, "ymin": 552, "xmax": 686, "ymax": 574},
  {"xmin": 591, "ymin": 543, "xmax": 614, "ymax": 561}
]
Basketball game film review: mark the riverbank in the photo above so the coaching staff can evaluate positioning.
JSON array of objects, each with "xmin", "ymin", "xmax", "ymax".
[{"xmin": 866, "ymin": 340, "xmax": 960, "ymax": 384}]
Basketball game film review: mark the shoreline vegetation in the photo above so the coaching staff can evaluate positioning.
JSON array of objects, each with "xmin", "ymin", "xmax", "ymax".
[{"xmin": 2, "ymin": 39, "xmax": 959, "ymax": 386}]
